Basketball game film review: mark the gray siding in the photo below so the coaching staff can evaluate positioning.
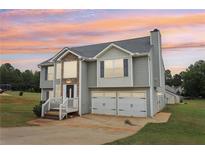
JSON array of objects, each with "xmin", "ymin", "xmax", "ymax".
[
  {"xmin": 40, "ymin": 66, "xmax": 53, "ymax": 89},
  {"xmin": 87, "ymin": 61, "xmax": 97, "ymax": 87},
  {"xmin": 152, "ymin": 89, "xmax": 158, "ymax": 115},
  {"xmin": 80, "ymin": 61, "xmax": 91, "ymax": 114},
  {"xmin": 133, "ymin": 56, "xmax": 149, "ymax": 87},
  {"xmin": 150, "ymin": 31, "xmax": 161, "ymax": 87},
  {"xmin": 97, "ymin": 46, "xmax": 133, "ymax": 87},
  {"xmin": 41, "ymin": 88, "xmax": 53, "ymax": 101},
  {"xmin": 150, "ymin": 30, "xmax": 166, "ymax": 115}
]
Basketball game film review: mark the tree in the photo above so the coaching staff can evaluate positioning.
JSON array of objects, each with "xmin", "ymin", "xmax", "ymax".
[
  {"xmin": 0, "ymin": 63, "xmax": 15, "ymax": 84},
  {"xmin": 165, "ymin": 69, "xmax": 173, "ymax": 86},
  {"xmin": 22, "ymin": 70, "xmax": 34, "ymax": 91},
  {"xmin": 0, "ymin": 63, "xmax": 40, "ymax": 92},
  {"xmin": 181, "ymin": 60, "xmax": 205, "ymax": 98},
  {"xmin": 33, "ymin": 71, "xmax": 40, "ymax": 92},
  {"xmin": 172, "ymin": 74, "xmax": 182, "ymax": 87}
]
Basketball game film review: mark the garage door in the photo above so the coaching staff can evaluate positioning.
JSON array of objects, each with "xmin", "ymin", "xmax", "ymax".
[
  {"xmin": 117, "ymin": 91, "xmax": 147, "ymax": 117},
  {"xmin": 91, "ymin": 91, "xmax": 116, "ymax": 115}
]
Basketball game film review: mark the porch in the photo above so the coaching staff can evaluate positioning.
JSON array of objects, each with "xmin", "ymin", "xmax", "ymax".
[{"xmin": 41, "ymin": 97, "xmax": 79, "ymax": 120}]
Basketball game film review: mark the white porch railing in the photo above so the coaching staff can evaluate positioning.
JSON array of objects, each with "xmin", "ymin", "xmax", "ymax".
[
  {"xmin": 41, "ymin": 97, "xmax": 78, "ymax": 120},
  {"xmin": 41, "ymin": 97, "xmax": 63, "ymax": 117},
  {"xmin": 59, "ymin": 97, "xmax": 78, "ymax": 120}
]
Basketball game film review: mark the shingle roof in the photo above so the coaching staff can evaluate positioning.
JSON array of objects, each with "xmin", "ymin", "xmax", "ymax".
[
  {"xmin": 39, "ymin": 36, "xmax": 151, "ymax": 66},
  {"xmin": 70, "ymin": 36, "xmax": 151, "ymax": 58}
]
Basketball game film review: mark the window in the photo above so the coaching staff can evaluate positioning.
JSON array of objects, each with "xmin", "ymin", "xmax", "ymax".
[
  {"xmin": 100, "ymin": 61, "xmax": 104, "ymax": 78},
  {"xmin": 104, "ymin": 59, "xmax": 124, "ymax": 78},
  {"xmin": 56, "ymin": 63, "xmax": 61, "ymax": 79},
  {"xmin": 63, "ymin": 61, "xmax": 77, "ymax": 78},
  {"xmin": 123, "ymin": 59, "xmax": 128, "ymax": 77},
  {"xmin": 46, "ymin": 66, "xmax": 54, "ymax": 80}
]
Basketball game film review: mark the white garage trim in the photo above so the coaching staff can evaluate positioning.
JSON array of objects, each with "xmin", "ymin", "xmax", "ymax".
[{"xmin": 91, "ymin": 90, "xmax": 147, "ymax": 117}]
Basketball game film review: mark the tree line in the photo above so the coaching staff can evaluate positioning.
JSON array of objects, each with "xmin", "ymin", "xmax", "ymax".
[
  {"xmin": 165, "ymin": 60, "xmax": 205, "ymax": 98},
  {"xmin": 0, "ymin": 63, "xmax": 40, "ymax": 92},
  {"xmin": 0, "ymin": 60, "xmax": 204, "ymax": 97}
]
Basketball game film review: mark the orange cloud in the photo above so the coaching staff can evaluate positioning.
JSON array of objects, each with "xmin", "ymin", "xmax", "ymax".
[
  {"xmin": 163, "ymin": 42, "xmax": 205, "ymax": 49},
  {"xmin": 1, "ymin": 10, "xmax": 205, "ymax": 55}
]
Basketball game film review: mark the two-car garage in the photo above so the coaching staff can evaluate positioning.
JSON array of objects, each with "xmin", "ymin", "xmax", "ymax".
[{"xmin": 91, "ymin": 91, "xmax": 147, "ymax": 117}]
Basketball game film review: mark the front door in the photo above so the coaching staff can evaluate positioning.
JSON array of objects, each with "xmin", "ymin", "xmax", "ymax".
[
  {"xmin": 63, "ymin": 84, "xmax": 77, "ymax": 101},
  {"xmin": 66, "ymin": 85, "xmax": 74, "ymax": 98}
]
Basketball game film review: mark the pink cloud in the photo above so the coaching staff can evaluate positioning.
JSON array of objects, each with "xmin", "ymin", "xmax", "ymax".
[{"xmin": 0, "ymin": 58, "xmax": 46, "ymax": 65}]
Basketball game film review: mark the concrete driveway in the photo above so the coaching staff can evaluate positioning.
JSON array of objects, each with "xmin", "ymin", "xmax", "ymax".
[{"xmin": 0, "ymin": 112, "xmax": 170, "ymax": 145}]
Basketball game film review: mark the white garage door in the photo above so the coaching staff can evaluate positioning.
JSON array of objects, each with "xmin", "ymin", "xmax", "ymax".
[
  {"xmin": 117, "ymin": 91, "xmax": 147, "ymax": 117},
  {"xmin": 91, "ymin": 91, "xmax": 116, "ymax": 115},
  {"xmin": 91, "ymin": 90, "xmax": 147, "ymax": 117}
]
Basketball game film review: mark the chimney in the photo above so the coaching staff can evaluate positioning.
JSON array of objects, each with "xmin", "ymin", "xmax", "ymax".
[
  {"xmin": 150, "ymin": 28, "xmax": 161, "ymax": 47},
  {"xmin": 150, "ymin": 29, "xmax": 162, "ymax": 87}
]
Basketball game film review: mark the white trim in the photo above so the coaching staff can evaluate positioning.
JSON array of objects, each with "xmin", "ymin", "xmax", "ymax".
[
  {"xmin": 130, "ymin": 56, "xmax": 134, "ymax": 87},
  {"xmin": 53, "ymin": 62, "xmax": 56, "ymax": 97},
  {"xmin": 41, "ymin": 89, "xmax": 43, "ymax": 101},
  {"xmin": 56, "ymin": 48, "xmax": 82, "ymax": 61},
  {"xmin": 60, "ymin": 61, "xmax": 62, "ymax": 97},
  {"xmin": 148, "ymin": 53, "xmax": 154, "ymax": 117},
  {"xmin": 79, "ymin": 60, "xmax": 82, "ymax": 116},
  {"xmin": 96, "ymin": 60, "xmax": 99, "ymax": 87},
  {"xmin": 50, "ymin": 48, "xmax": 67, "ymax": 62},
  {"xmin": 63, "ymin": 84, "xmax": 66, "ymax": 100},
  {"xmin": 94, "ymin": 43, "xmax": 134, "ymax": 59}
]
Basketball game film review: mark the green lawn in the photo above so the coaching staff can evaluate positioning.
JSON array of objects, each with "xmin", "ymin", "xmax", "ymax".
[
  {"xmin": 0, "ymin": 91, "xmax": 40, "ymax": 127},
  {"xmin": 108, "ymin": 99, "xmax": 205, "ymax": 145}
]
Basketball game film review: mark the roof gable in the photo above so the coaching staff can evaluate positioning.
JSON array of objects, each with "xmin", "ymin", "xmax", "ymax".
[{"xmin": 94, "ymin": 43, "xmax": 133, "ymax": 58}]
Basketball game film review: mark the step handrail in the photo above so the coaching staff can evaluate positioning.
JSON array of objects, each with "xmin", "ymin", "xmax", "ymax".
[
  {"xmin": 59, "ymin": 97, "xmax": 69, "ymax": 120},
  {"xmin": 41, "ymin": 98, "xmax": 53, "ymax": 117}
]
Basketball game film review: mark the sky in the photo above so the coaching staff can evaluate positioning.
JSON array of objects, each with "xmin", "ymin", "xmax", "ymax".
[{"xmin": 0, "ymin": 9, "xmax": 205, "ymax": 75}]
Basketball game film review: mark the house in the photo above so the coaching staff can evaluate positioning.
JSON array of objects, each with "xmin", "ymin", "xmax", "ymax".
[
  {"xmin": 165, "ymin": 85, "xmax": 181, "ymax": 104},
  {"xmin": 38, "ymin": 29, "xmax": 166, "ymax": 120}
]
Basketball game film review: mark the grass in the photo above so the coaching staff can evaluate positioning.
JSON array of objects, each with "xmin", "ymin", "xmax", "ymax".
[
  {"xmin": 107, "ymin": 99, "xmax": 205, "ymax": 145},
  {"xmin": 0, "ymin": 91, "xmax": 40, "ymax": 127}
]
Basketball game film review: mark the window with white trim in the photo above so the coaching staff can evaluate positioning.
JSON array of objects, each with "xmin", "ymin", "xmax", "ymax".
[
  {"xmin": 63, "ymin": 61, "xmax": 77, "ymax": 78},
  {"xmin": 104, "ymin": 59, "xmax": 124, "ymax": 78}
]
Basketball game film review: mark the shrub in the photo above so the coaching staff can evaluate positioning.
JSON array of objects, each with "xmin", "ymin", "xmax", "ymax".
[
  {"xmin": 33, "ymin": 101, "xmax": 45, "ymax": 117},
  {"xmin": 19, "ymin": 91, "xmax": 23, "ymax": 96}
]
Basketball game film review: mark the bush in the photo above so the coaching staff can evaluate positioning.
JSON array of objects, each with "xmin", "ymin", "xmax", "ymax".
[
  {"xmin": 33, "ymin": 101, "xmax": 45, "ymax": 117},
  {"xmin": 19, "ymin": 91, "xmax": 23, "ymax": 96}
]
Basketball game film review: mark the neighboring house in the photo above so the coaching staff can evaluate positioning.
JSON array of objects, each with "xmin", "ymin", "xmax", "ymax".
[
  {"xmin": 38, "ymin": 29, "xmax": 166, "ymax": 120},
  {"xmin": 165, "ymin": 85, "xmax": 181, "ymax": 104}
]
